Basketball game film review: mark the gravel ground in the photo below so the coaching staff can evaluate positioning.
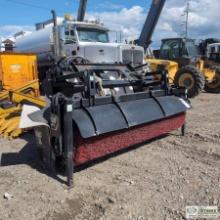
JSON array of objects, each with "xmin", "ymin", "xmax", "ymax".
[{"xmin": 0, "ymin": 92, "xmax": 220, "ymax": 220}]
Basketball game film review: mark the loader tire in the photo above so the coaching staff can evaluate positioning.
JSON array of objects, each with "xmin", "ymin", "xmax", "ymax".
[
  {"xmin": 204, "ymin": 68, "xmax": 220, "ymax": 93},
  {"xmin": 174, "ymin": 66, "xmax": 205, "ymax": 98}
]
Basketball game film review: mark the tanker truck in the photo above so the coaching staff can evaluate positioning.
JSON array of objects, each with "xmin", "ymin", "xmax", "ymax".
[{"xmin": 15, "ymin": 15, "xmax": 144, "ymax": 78}]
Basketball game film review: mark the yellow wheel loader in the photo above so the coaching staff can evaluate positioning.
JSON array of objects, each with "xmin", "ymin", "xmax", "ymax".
[
  {"xmin": 147, "ymin": 38, "xmax": 219, "ymax": 98},
  {"xmin": 0, "ymin": 52, "xmax": 46, "ymax": 138}
]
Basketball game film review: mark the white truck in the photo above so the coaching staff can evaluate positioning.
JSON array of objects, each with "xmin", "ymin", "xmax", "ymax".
[{"xmin": 15, "ymin": 17, "xmax": 144, "ymax": 70}]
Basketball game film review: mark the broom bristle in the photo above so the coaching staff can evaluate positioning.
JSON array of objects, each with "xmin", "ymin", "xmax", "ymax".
[{"xmin": 74, "ymin": 113, "xmax": 185, "ymax": 165}]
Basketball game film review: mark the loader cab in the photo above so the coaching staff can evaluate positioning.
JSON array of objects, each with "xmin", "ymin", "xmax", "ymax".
[{"xmin": 159, "ymin": 38, "xmax": 200, "ymax": 67}]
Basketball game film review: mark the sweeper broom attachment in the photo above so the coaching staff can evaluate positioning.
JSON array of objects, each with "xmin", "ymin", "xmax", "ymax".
[{"xmin": 24, "ymin": 61, "xmax": 190, "ymax": 187}]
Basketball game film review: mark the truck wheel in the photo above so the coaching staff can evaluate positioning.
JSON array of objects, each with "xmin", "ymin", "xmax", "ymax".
[
  {"xmin": 174, "ymin": 66, "xmax": 205, "ymax": 98},
  {"xmin": 204, "ymin": 68, "xmax": 220, "ymax": 93}
]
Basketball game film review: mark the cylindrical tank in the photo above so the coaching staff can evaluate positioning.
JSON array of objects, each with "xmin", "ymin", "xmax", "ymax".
[{"xmin": 15, "ymin": 27, "xmax": 54, "ymax": 65}]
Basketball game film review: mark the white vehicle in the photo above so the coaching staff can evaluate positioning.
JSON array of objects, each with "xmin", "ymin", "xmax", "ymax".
[
  {"xmin": 206, "ymin": 43, "xmax": 220, "ymax": 63},
  {"xmin": 15, "ymin": 17, "xmax": 144, "ymax": 69}
]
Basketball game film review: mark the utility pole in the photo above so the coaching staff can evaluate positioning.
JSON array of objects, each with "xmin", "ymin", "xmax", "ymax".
[{"xmin": 184, "ymin": 0, "xmax": 190, "ymax": 38}]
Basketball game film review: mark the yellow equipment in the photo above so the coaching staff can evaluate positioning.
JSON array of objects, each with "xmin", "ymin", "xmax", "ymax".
[
  {"xmin": 146, "ymin": 59, "xmax": 178, "ymax": 84},
  {"xmin": 147, "ymin": 58, "xmax": 217, "ymax": 98},
  {"xmin": 0, "ymin": 52, "xmax": 46, "ymax": 138},
  {"xmin": 146, "ymin": 37, "xmax": 220, "ymax": 98},
  {"xmin": 147, "ymin": 58, "xmax": 216, "ymax": 84}
]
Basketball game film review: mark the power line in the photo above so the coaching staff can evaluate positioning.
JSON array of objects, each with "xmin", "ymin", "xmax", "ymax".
[
  {"xmin": 4, "ymin": 0, "xmax": 67, "ymax": 13},
  {"xmin": 5, "ymin": 0, "xmax": 51, "ymax": 11}
]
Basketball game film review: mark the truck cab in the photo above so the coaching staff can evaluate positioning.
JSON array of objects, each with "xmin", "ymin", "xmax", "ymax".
[{"xmin": 62, "ymin": 20, "xmax": 144, "ymax": 65}]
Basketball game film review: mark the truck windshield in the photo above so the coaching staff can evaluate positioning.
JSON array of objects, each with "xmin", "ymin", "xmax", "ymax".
[{"xmin": 77, "ymin": 28, "xmax": 109, "ymax": 43}]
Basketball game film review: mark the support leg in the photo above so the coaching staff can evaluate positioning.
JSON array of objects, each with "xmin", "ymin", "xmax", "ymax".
[
  {"xmin": 181, "ymin": 123, "xmax": 186, "ymax": 136},
  {"xmin": 63, "ymin": 99, "xmax": 74, "ymax": 188}
]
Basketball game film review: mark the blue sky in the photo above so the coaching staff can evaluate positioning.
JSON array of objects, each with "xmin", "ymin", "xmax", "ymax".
[
  {"xmin": 0, "ymin": 0, "xmax": 149, "ymax": 26},
  {"xmin": 0, "ymin": 0, "xmax": 219, "ymax": 47}
]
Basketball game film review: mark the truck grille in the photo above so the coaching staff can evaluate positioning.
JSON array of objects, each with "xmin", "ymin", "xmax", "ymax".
[{"xmin": 122, "ymin": 49, "xmax": 143, "ymax": 66}]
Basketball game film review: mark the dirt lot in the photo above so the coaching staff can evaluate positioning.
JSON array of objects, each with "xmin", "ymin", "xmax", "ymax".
[{"xmin": 0, "ymin": 92, "xmax": 220, "ymax": 220}]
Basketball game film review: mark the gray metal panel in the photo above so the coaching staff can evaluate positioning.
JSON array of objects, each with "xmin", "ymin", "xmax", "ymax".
[
  {"xmin": 157, "ymin": 96, "xmax": 187, "ymax": 116},
  {"xmin": 72, "ymin": 109, "xmax": 96, "ymax": 138},
  {"xmin": 72, "ymin": 96, "xmax": 187, "ymax": 139},
  {"xmin": 72, "ymin": 104, "xmax": 128, "ymax": 138},
  {"xmin": 117, "ymin": 98, "xmax": 164, "ymax": 127},
  {"xmin": 86, "ymin": 104, "xmax": 128, "ymax": 135}
]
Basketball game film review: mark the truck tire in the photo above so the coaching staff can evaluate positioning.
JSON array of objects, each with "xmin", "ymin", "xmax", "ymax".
[
  {"xmin": 204, "ymin": 68, "xmax": 220, "ymax": 93},
  {"xmin": 174, "ymin": 65, "xmax": 205, "ymax": 98}
]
